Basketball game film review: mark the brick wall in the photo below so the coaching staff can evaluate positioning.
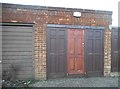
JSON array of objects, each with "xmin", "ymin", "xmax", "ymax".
[
  {"xmin": 1, "ymin": 3, "xmax": 112, "ymax": 80},
  {"xmin": 104, "ymin": 29, "xmax": 112, "ymax": 76}
]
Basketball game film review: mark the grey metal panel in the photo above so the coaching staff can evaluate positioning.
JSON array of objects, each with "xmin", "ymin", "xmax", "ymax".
[
  {"xmin": 15, "ymin": 74, "xmax": 34, "ymax": 80},
  {"xmin": 16, "ymin": 71, "xmax": 33, "ymax": 74},
  {"xmin": 3, "ymin": 58, "xmax": 33, "ymax": 61},
  {"xmin": 0, "ymin": 54, "xmax": 1, "ymax": 57},
  {"xmin": 4, "ymin": 61, "xmax": 33, "ymax": 64},
  {"xmin": 2, "ymin": 25, "xmax": 34, "ymax": 79},
  {"xmin": 3, "ymin": 48, "xmax": 32, "ymax": 51},
  {"xmin": 2, "ymin": 26, "xmax": 33, "ymax": 32},
  {"xmin": 0, "ymin": 44, "xmax": 1, "ymax": 48},
  {"xmin": 2, "ymin": 43, "xmax": 33, "ymax": 45},
  {"xmin": 3, "ymin": 52, "xmax": 33, "ymax": 56},
  {"xmin": 3, "ymin": 56, "xmax": 32, "ymax": 59},
  {"xmin": 3, "ymin": 63, "xmax": 33, "ymax": 67},
  {"xmin": 2, "ymin": 59, "xmax": 33, "ymax": 64},
  {"xmin": 3, "ymin": 66, "xmax": 33, "ymax": 71},
  {"xmin": 0, "ymin": 36, "xmax": 1, "ymax": 39},
  {"xmin": 2, "ymin": 32, "xmax": 32, "ymax": 36},
  {"xmin": 2, "ymin": 44, "xmax": 32, "ymax": 48},
  {"xmin": 2, "ymin": 40, "xmax": 32, "ymax": 44},
  {"xmin": 3, "ymin": 36, "xmax": 33, "ymax": 40}
]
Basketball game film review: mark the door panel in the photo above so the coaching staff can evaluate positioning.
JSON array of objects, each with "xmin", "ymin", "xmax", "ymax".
[
  {"xmin": 86, "ymin": 30, "xmax": 94, "ymax": 74},
  {"xmin": 94, "ymin": 30, "xmax": 103, "ymax": 74},
  {"xmin": 67, "ymin": 29, "xmax": 84, "ymax": 74},
  {"xmin": 47, "ymin": 28, "xmax": 67, "ymax": 79},
  {"xmin": 68, "ymin": 29, "xmax": 76, "ymax": 73},
  {"xmin": 85, "ymin": 30, "xmax": 103, "ymax": 76},
  {"xmin": 75, "ymin": 30, "xmax": 84, "ymax": 73}
]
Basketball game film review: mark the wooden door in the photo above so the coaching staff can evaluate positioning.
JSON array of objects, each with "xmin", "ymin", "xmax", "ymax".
[
  {"xmin": 111, "ymin": 28, "xmax": 119, "ymax": 72},
  {"xmin": 67, "ymin": 29, "xmax": 84, "ymax": 74},
  {"xmin": 94, "ymin": 30, "xmax": 104, "ymax": 75},
  {"xmin": 119, "ymin": 29, "xmax": 120, "ymax": 72},
  {"xmin": 47, "ymin": 27, "xmax": 67, "ymax": 79},
  {"xmin": 85, "ymin": 30, "xmax": 103, "ymax": 76}
]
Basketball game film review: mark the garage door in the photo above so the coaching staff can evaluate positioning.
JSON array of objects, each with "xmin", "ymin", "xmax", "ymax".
[
  {"xmin": 85, "ymin": 30, "xmax": 104, "ymax": 76},
  {"xmin": 47, "ymin": 27, "xmax": 67, "ymax": 79},
  {"xmin": 2, "ymin": 24, "xmax": 34, "ymax": 79}
]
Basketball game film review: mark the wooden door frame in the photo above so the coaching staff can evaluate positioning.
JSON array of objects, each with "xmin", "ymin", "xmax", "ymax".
[{"xmin": 46, "ymin": 24, "xmax": 105, "ymax": 78}]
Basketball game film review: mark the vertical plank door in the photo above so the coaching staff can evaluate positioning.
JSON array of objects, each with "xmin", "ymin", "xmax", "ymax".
[
  {"xmin": 85, "ymin": 30, "xmax": 104, "ymax": 76},
  {"xmin": 47, "ymin": 27, "xmax": 67, "ymax": 79},
  {"xmin": 67, "ymin": 29, "xmax": 84, "ymax": 74},
  {"xmin": 112, "ymin": 29, "xmax": 118, "ymax": 72}
]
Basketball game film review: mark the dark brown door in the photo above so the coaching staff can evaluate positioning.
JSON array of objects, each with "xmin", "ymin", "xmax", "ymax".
[
  {"xmin": 85, "ymin": 30, "xmax": 103, "ymax": 76},
  {"xmin": 119, "ymin": 29, "xmax": 120, "ymax": 71},
  {"xmin": 47, "ymin": 27, "xmax": 67, "ymax": 79},
  {"xmin": 67, "ymin": 29, "xmax": 84, "ymax": 74},
  {"xmin": 111, "ymin": 28, "xmax": 118, "ymax": 72}
]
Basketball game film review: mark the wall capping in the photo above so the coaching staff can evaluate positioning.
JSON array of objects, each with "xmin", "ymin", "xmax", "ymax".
[{"xmin": 1, "ymin": 3, "xmax": 112, "ymax": 15}]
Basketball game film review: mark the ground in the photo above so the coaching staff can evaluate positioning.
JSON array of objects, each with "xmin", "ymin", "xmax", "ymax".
[{"xmin": 31, "ymin": 77, "xmax": 119, "ymax": 87}]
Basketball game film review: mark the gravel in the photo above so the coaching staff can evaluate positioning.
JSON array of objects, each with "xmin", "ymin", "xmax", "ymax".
[{"xmin": 31, "ymin": 77, "xmax": 119, "ymax": 87}]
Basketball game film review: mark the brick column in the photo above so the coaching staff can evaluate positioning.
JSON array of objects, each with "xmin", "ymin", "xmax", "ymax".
[
  {"xmin": 34, "ymin": 24, "xmax": 47, "ymax": 80},
  {"xmin": 104, "ymin": 30, "xmax": 112, "ymax": 76}
]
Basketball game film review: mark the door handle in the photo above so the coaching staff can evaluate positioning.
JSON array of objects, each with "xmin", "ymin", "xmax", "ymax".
[
  {"xmin": 82, "ymin": 43, "xmax": 84, "ymax": 47},
  {"xmin": 88, "ymin": 53, "xmax": 93, "ymax": 55}
]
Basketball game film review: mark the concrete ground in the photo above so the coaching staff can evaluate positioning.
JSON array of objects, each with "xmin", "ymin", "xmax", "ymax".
[{"xmin": 31, "ymin": 77, "xmax": 119, "ymax": 87}]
